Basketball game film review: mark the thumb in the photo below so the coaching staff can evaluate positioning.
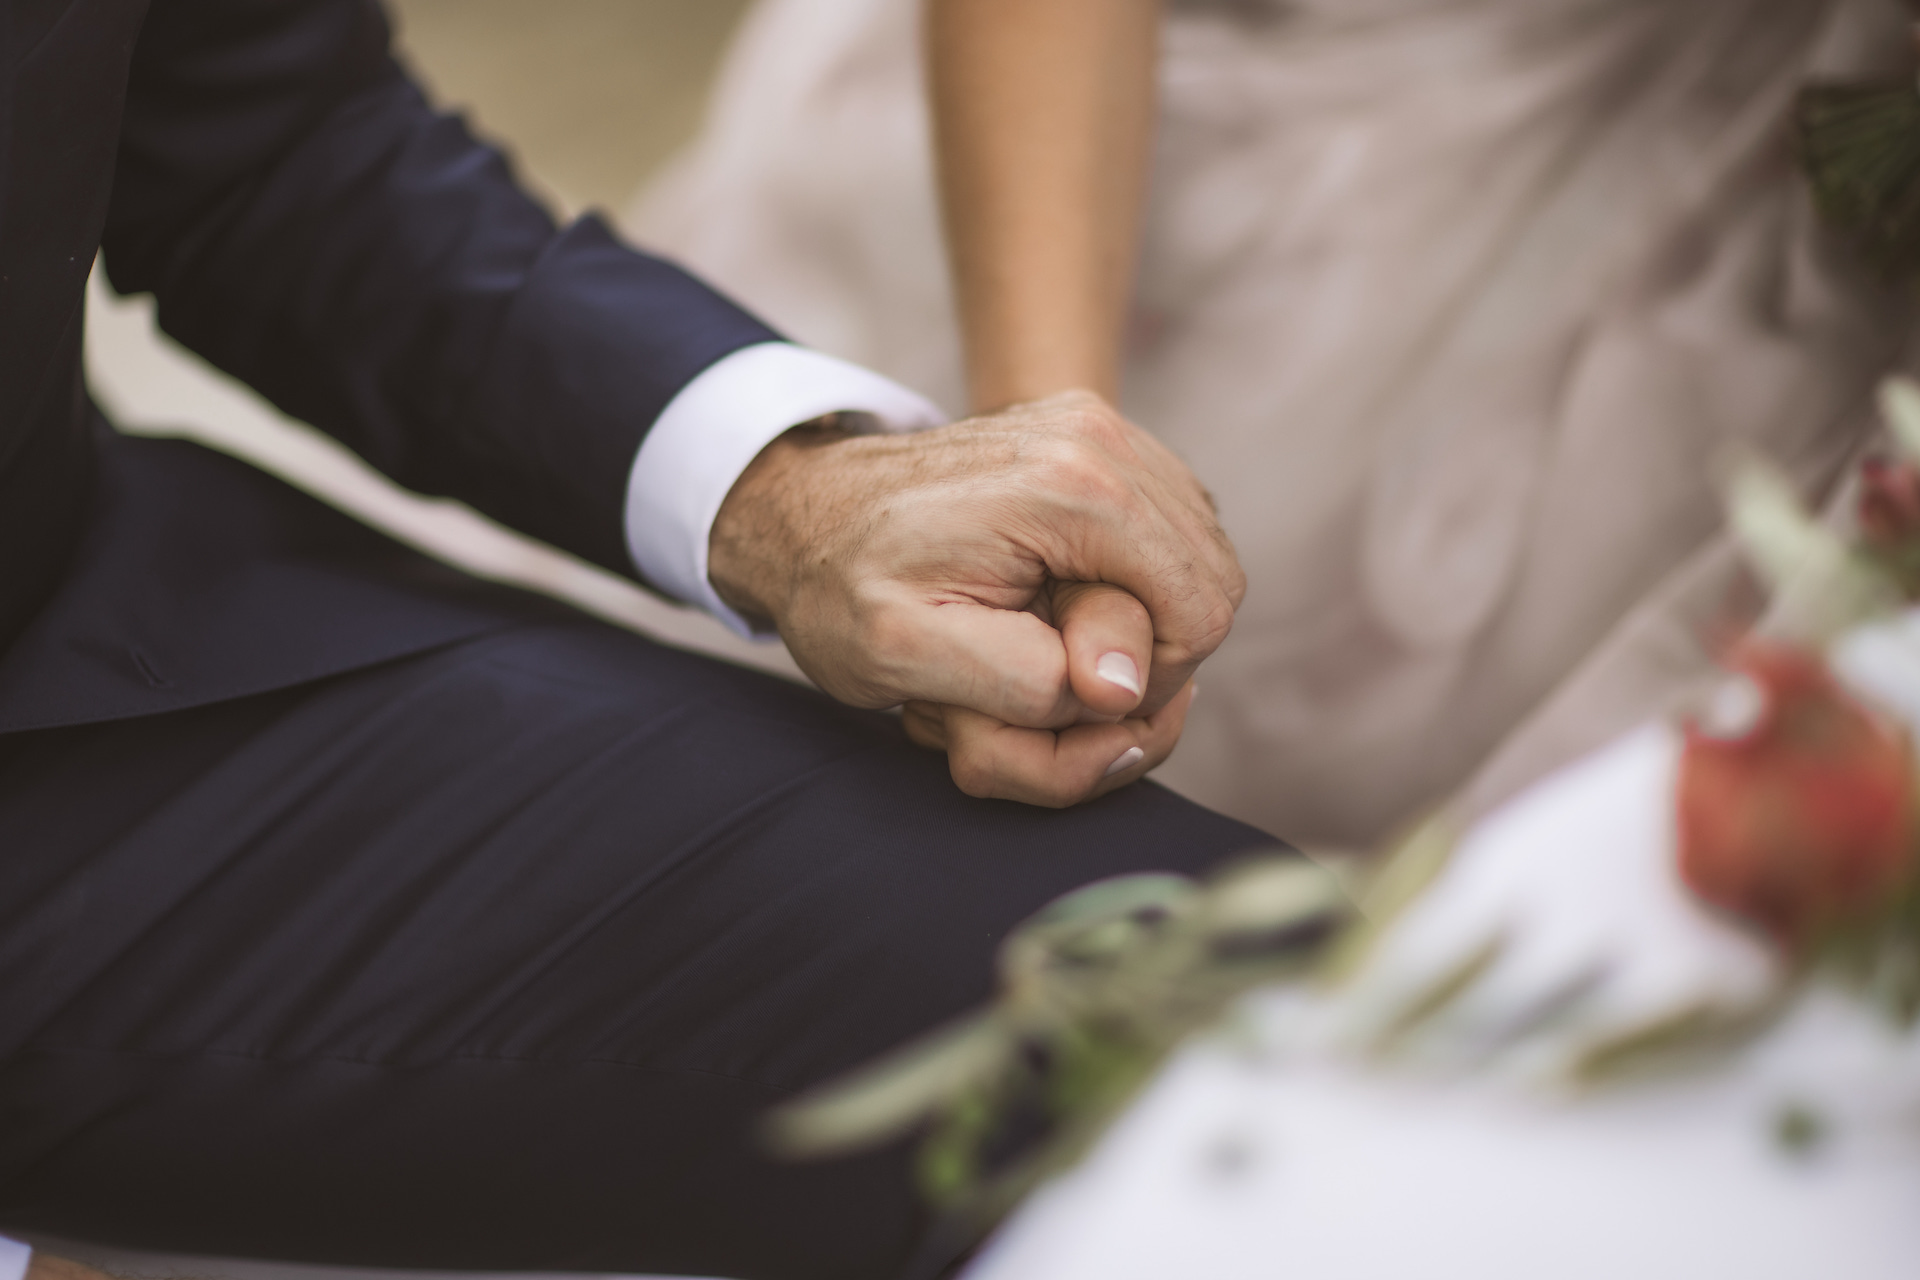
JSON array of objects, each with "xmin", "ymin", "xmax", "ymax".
[
  {"xmin": 882, "ymin": 597, "xmax": 1081, "ymax": 728},
  {"xmin": 1050, "ymin": 580, "xmax": 1154, "ymax": 718}
]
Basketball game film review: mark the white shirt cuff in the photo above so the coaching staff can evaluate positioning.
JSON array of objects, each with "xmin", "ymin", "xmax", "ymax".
[
  {"xmin": 0, "ymin": 1235, "xmax": 31, "ymax": 1280},
  {"xmin": 623, "ymin": 341, "xmax": 947, "ymax": 638}
]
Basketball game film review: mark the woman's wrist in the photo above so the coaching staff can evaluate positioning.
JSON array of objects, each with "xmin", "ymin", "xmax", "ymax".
[{"xmin": 964, "ymin": 334, "xmax": 1120, "ymax": 414}]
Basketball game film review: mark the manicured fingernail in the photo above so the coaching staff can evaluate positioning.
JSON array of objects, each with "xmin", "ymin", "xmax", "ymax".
[
  {"xmin": 1095, "ymin": 652, "xmax": 1142, "ymax": 698},
  {"xmin": 1104, "ymin": 746, "xmax": 1146, "ymax": 778}
]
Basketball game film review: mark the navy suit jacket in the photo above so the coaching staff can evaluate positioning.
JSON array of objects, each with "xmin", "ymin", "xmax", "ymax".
[{"xmin": 0, "ymin": 0, "xmax": 780, "ymax": 732}]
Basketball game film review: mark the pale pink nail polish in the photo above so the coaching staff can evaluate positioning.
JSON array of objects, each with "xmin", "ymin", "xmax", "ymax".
[
  {"xmin": 1095, "ymin": 652, "xmax": 1142, "ymax": 698},
  {"xmin": 1104, "ymin": 746, "xmax": 1145, "ymax": 778}
]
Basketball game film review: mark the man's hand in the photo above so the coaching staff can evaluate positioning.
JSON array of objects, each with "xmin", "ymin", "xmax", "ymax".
[{"xmin": 709, "ymin": 390, "xmax": 1242, "ymax": 806}]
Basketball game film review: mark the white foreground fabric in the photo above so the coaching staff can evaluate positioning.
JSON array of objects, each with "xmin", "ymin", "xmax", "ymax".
[
  {"xmin": 963, "ymin": 990, "xmax": 1920, "ymax": 1280},
  {"xmin": 1342, "ymin": 724, "xmax": 1778, "ymax": 1066}
]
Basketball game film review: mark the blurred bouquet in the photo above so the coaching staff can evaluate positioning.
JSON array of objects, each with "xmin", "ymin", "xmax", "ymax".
[{"xmin": 769, "ymin": 381, "xmax": 1920, "ymax": 1277}]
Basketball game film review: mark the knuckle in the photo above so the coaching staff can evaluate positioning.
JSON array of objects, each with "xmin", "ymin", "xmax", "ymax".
[
  {"xmin": 1003, "ymin": 683, "xmax": 1060, "ymax": 728},
  {"xmin": 900, "ymin": 703, "xmax": 945, "ymax": 749},
  {"xmin": 1002, "ymin": 661, "xmax": 1069, "ymax": 727},
  {"xmin": 1029, "ymin": 770, "xmax": 1084, "ymax": 810},
  {"xmin": 1032, "ymin": 432, "xmax": 1089, "ymax": 473},
  {"xmin": 853, "ymin": 599, "xmax": 908, "ymax": 653},
  {"xmin": 1037, "ymin": 438, "xmax": 1129, "ymax": 506},
  {"xmin": 949, "ymin": 752, "xmax": 999, "ymax": 799},
  {"xmin": 1202, "ymin": 594, "xmax": 1239, "ymax": 644},
  {"xmin": 1190, "ymin": 602, "xmax": 1236, "ymax": 660},
  {"xmin": 1037, "ymin": 786, "xmax": 1080, "ymax": 811},
  {"xmin": 1160, "ymin": 597, "xmax": 1237, "ymax": 669},
  {"xmin": 1064, "ymin": 403, "xmax": 1127, "ymax": 450},
  {"xmin": 1158, "ymin": 633, "xmax": 1202, "ymax": 670},
  {"xmin": 1224, "ymin": 565, "xmax": 1249, "ymax": 609},
  {"xmin": 849, "ymin": 604, "xmax": 921, "ymax": 688}
]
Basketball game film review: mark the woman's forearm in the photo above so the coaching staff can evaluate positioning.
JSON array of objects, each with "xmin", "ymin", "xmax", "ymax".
[{"xmin": 926, "ymin": 0, "xmax": 1160, "ymax": 412}]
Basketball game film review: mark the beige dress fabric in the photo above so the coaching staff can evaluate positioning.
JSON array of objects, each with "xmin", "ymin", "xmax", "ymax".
[{"xmin": 629, "ymin": 0, "xmax": 1917, "ymax": 849}]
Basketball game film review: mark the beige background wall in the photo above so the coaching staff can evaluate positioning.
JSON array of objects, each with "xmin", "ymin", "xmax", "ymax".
[
  {"xmin": 386, "ymin": 0, "xmax": 754, "ymax": 217},
  {"xmin": 85, "ymin": 0, "xmax": 807, "ymax": 682}
]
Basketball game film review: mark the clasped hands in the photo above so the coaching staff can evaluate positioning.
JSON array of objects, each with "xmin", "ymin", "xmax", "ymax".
[{"xmin": 709, "ymin": 391, "xmax": 1243, "ymax": 807}]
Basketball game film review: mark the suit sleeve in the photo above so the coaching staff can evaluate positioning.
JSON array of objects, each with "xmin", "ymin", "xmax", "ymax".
[{"xmin": 98, "ymin": 0, "xmax": 782, "ymax": 577}]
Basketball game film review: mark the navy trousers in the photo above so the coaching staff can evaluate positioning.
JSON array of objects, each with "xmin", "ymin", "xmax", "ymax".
[{"xmin": 0, "ymin": 614, "xmax": 1285, "ymax": 1280}]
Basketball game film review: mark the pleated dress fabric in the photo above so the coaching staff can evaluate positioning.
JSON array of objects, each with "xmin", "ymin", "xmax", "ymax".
[{"xmin": 630, "ymin": 0, "xmax": 1920, "ymax": 848}]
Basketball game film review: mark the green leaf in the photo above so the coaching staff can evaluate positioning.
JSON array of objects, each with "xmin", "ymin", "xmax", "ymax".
[
  {"xmin": 1021, "ymin": 873, "xmax": 1195, "ymax": 931},
  {"xmin": 1799, "ymin": 80, "xmax": 1920, "ymax": 275},
  {"xmin": 1201, "ymin": 857, "xmax": 1349, "ymax": 935},
  {"xmin": 1880, "ymin": 376, "xmax": 1920, "ymax": 462},
  {"xmin": 1725, "ymin": 452, "xmax": 1900, "ymax": 643},
  {"xmin": 765, "ymin": 1012, "xmax": 1012, "ymax": 1157}
]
